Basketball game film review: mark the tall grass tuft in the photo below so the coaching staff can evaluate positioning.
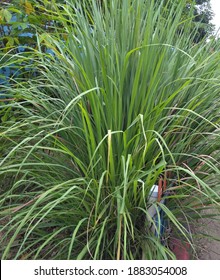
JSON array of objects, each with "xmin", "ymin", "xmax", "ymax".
[{"xmin": 0, "ymin": 0, "xmax": 220, "ymax": 259}]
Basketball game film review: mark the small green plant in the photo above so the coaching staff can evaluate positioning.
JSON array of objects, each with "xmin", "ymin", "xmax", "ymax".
[{"xmin": 0, "ymin": 0, "xmax": 220, "ymax": 260}]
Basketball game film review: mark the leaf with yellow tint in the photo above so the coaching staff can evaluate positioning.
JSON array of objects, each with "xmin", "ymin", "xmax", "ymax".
[{"xmin": 25, "ymin": 1, "xmax": 34, "ymax": 15}]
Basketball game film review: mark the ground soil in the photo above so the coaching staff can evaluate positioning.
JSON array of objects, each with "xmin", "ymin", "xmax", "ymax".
[{"xmin": 194, "ymin": 209, "xmax": 220, "ymax": 260}]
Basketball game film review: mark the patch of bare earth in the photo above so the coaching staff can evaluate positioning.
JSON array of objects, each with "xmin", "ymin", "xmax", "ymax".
[{"xmin": 194, "ymin": 209, "xmax": 220, "ymax": 260}]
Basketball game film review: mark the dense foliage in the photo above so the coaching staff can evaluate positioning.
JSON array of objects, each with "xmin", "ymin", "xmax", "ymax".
[
  {"xmin": 0, "ymin": 0, "xmax": 220, "ymax": 260},
  {"xmin": 0, "ymin": 0, "xmax": 215, "ymax": 49}
]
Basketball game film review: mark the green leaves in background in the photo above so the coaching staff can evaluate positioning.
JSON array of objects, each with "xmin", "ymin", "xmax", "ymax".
[
  {"xmin": 0, "ymin": 9, "xmax": 12, "ymax": 23},
  {"xmin": 0, "ymin": 0, "xmax": 219, "ymax": 260}
]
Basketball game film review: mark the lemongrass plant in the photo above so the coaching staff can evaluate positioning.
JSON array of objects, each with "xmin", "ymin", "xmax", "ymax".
[{"xmin": 0, "ymin": 0, "xmax": 220, "ymax": 260}]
